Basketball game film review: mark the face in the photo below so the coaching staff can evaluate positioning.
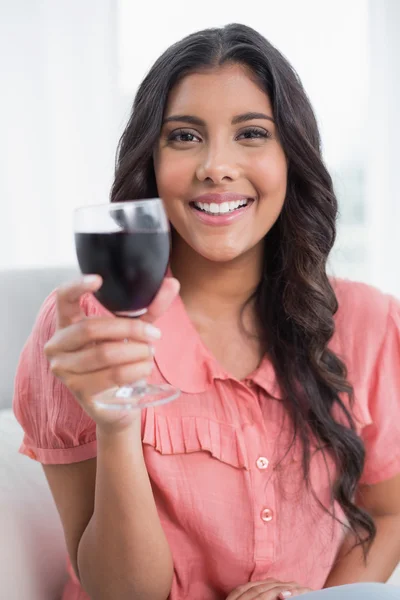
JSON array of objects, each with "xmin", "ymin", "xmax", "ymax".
[{"xmin": 154, "ymin": 63, "xmax": 287, "ymax": 263}]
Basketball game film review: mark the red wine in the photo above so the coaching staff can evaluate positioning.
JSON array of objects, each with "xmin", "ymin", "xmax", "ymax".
[{"xmin": 75, "ymin": 231, "xmax": 170, "ymax": 313}]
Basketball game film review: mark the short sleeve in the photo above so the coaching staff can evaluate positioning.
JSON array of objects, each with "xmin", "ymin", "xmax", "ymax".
[
  {"xmin": 13, "ymin": 291, "xmax": 103, "ymax": 465},
  {"xmin": 359, "ymin": 296, "xmax": 400, "ymax": 485}
]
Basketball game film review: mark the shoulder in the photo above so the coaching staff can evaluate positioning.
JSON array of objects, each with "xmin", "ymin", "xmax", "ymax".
[
  {"xmin": 330, "ymin": 277, "xmax": 397, "ymax": 344},
  {"xmin": 329, "ymin": 279, "xmax": 400, "ymax": 431},
  {"xmin": 330, "ymin": 277, "xmax": 400, "ymax": 396},
  {"xmin": 35, "ymin": 289, "xmax": 107, "ymax": 331},
  {"xmin": 15, "ymin": 290, "xmax": 107, "ymax": 370}
]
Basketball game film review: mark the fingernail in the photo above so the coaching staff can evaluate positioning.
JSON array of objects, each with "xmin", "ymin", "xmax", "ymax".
[
  {"xmin": 83, "ymin": 275, "xmax": 100, "ymax": 285},
  {"xmin": 149, "ymin": 345, "xmax": 155, "ymax": 356},
  {"xmin": 144, "ymin": 324, "xmax": 162, "ymax": 339},
  {"xmin": 279, "ymin": 592, "xmax": 293, "ymax": 599}
]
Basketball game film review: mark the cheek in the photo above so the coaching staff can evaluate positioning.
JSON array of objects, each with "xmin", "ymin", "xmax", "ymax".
[
  {"xmin": 155, "ymin": 153, "xmax": 193, "ymax": 199},
  {"xmin": 250, "ymin": 151, "xmax": 287, "ymax": 197}
]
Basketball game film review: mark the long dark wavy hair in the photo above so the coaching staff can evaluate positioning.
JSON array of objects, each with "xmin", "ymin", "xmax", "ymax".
[{"xmin": 111, "ymin": 23, "xmax": 375, "ymax": 554}]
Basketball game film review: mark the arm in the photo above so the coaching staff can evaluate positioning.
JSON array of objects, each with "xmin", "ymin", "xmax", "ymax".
[
  {"xmin": 323, "ymin": 473, "xmax": 400, "ymax": 587},
  {"xmin": 41, "ymin": 276, "xmax": 180, "ymax": 600},
  {"xmin": 44, "ymin": 420, "xmax": 173, "ymax": 600}
]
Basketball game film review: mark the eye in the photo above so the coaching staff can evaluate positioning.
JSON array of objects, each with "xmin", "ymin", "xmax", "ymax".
[
  {"xmin": 167, "ymin": 129, "xmax": 202, "ymax": 144},
  {"xmin": 236, "ymin": 127, "xmax": 271, "ymax": 141}
]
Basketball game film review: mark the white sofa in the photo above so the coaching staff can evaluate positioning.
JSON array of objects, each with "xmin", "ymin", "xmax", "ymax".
[
  {"xmin": 0, "ymin": 267, "xmax": 76, "ymax": 600},
  {"xmin": 1, "ymin": 267, "xmax": 399, "ymax": 600}
]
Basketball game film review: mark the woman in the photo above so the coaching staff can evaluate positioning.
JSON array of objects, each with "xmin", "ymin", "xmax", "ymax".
[{"xmin": 13, "ymin": 24, "xmax": 400, "ymax": 600}]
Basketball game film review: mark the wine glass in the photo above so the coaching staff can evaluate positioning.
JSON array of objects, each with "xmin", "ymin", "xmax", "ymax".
[{"xmin": 74, "ymin": 198, "xmax": 180, "ymax": 410}]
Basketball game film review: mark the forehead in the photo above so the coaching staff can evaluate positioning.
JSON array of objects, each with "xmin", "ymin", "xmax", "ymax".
[{"xmin": 164, "ymin": 63, "xmax": 273, "ymax": 117}]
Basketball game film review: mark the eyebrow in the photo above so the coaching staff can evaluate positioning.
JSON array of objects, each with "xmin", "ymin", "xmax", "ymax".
[
  {"xmin": 162, "ymin": 112, "xmax": 275, "ymax": 126},
  {"xmin": 232, "ymin": 112, "xmax": 275, "ymax": 125}
]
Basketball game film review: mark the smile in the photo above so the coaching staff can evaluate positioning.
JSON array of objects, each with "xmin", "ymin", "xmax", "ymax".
[
  {"xmin": 188, "ymin": 197, "xmax": 255, "ymax": 226},
  {"xmin": 191, "ymin": 199, "xmax": 250, "ymax": 215}
]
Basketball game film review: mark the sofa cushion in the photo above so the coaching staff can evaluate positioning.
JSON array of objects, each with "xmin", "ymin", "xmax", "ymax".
[
  {"xmin": 0, "ymin": 267, "xmax": 78, "ymax": 410},
  {"xmin": 0, "ymin": 409, "xmax": 68, "ymax": 600}
]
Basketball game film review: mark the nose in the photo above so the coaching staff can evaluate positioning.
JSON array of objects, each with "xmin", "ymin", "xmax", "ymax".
[{"xmin": 195, "ymin": 144, "xmax": 241, "ymax": 184}]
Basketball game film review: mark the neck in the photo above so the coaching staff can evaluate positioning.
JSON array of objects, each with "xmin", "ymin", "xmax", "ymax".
[{"xmin": 170, "ymin": 236, "xmax": 264, "ymax": 319}]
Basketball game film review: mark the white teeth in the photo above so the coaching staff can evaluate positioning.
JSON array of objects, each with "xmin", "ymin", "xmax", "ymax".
[{"xmin": 193, "ymin": 199, "xmax": 250, "ymax": 215}]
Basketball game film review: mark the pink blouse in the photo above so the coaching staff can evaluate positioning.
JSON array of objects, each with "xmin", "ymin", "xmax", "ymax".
[{"xmin": 13, "ymin": 278, "xmax": 400, "ymax": 600}]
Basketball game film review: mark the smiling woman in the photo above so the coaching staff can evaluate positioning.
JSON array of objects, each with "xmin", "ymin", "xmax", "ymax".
[
  {"xmin": 153, "ymin": 64, "xmax": 287, "ymax": 263},
  {"xmin": 13, "ymin": 22, "xmax": 400, "ymax": 600}
]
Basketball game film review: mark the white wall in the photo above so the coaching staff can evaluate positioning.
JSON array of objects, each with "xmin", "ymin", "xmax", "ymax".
[
  {"xmin": 0, "ymin": 0, "xmax": 120, "ymax": 267},
  {"xmin": 366, "ymin": 0, "xmax": 400, "ymax": 298},
  {"xmin": 0, "ymin": 0, "xmax": 399, "ymax": 297},
  {"xmin": 118, "ymin": 0, "xmax": 369, "ymax": 168}
]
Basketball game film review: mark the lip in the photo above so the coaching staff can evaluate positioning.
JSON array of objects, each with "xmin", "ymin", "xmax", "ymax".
[
  {"xmin": 189, "ymin": 195, "xmax": 255, "ymax": 227},
  {"xmin": 190, "ymin": 192, "xmax": 254, "ymax": 205}
]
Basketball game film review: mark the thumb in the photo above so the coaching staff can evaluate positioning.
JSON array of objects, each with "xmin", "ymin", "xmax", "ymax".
[
  {"xmin": 143, "ymin": 277, "xmax": 180, "ymax": 323},
  {"xmin": 56, "ymin": 275, "xmax": 103, "ymax": 329}
]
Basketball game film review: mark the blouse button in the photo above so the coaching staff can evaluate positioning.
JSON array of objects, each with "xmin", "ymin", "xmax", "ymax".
[
  {"xmin": 256, "ymin": 456, "xmax": 269, "ymax": 470},
  {"xmin": 27, "ymin": 449, "xmax": 37, "ymax": 460},
  {"xmin": 261, "ymin": 508, "xmax": 273, "ymax": 522}
]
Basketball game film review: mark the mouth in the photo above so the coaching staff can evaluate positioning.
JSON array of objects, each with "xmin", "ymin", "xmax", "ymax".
[{"xmin": 189, "ymin": 198, "xmax": 255, "ymax": 216}]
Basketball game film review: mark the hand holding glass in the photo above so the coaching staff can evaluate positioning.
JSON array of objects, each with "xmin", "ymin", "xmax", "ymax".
[{"xmin": 74, "ymin": 198, "xmax": 180, "ymax": 410}]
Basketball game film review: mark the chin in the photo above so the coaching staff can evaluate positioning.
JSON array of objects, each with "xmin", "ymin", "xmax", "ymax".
[{"xmin": 195, "ymin": 244, "xmax": 246, "ymax": 264}]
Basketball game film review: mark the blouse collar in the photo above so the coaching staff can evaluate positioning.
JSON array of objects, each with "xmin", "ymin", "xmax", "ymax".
[{"xmin": 153, "ymin": 292, "xmax": 282, "ymax": 399}]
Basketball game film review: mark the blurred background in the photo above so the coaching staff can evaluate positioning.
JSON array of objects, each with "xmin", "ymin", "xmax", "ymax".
[
  {"xmin": 1, "ymin": 5, "xmax": 399, "ymax": 595},
  {"xmin": 1, "ymin": 0, "xmax": 399, "ymax": 296}
]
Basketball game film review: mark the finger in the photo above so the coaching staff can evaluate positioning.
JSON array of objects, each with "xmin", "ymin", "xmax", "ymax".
[
  {"xmin": 230, "ymin": 586, "xmax": 279, "ymax": 600},
  {"xmin": 226, "ymin": 582, "xmax": 278, "ymax": 600},
  {"xmin": 56, "ymin": 275, "xmax": 103, "ymax": 329},
  {"xmin": 64, "ymin": 360, "xmax": 155, "ymax": 399},
  {"xmin": 274, "ymin": 584, "xmax": 304, "ymax": 599},
  {"xmin": 278, "ymin": 591, "xmax": 294, "ymax": 599},
  {"xmin": 143, "ymin": 277, "xmax": 180, "ymax": 323},
  {"xmin": 49, "ymin": 341, "xmax": 153, "ymax": 375},
  {"xmin": 283, "ymin": 588, "xmax": 313, "ymax": 597},
  {"xmin": 240, "ymin": 583, "xmax": 297, "ymax": 600},
  {"xmin": 254, "ymin": 586, "xmax": 296, "ymax": 600},
  {"xmin": 45, "ymin": 315, "xmax": 162, "ymax": 355}
]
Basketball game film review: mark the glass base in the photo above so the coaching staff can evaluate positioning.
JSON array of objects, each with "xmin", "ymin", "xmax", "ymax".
[
  {"xmin": 115, "ymin": 308, "xmax": 147, "ymax": 318},
  {"xmin": 94, "ymin": 381, "xmax": 180, "ymax": 411}
]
